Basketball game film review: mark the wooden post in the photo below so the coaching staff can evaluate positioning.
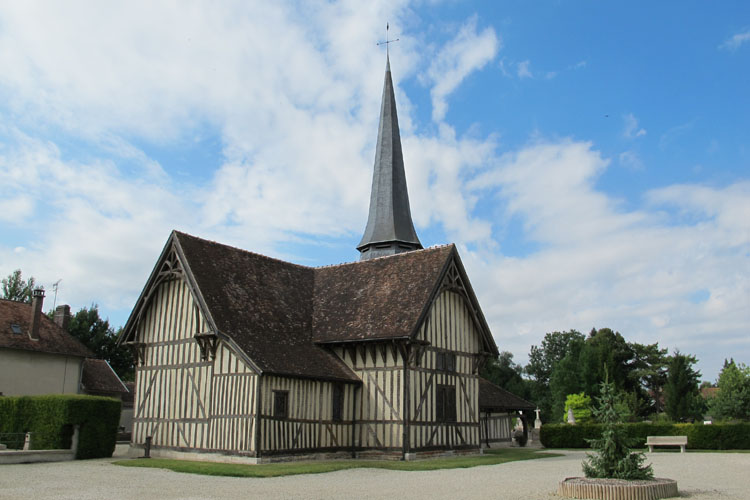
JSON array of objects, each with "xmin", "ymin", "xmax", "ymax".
[
  {"xmin": 254, "ymin": 375, "xmax": 263, "ymax": 458},
  {"xmin": 399, "ymin": 342, "xmax": 411, "ymax": 459},
  {"xmin": 351, "ymin": 385, "xmax": 359, "ymax": 458}
]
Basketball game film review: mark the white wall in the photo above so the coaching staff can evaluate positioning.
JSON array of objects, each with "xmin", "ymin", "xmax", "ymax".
[{"xmin": 0, "ymin": 349, "xmax": 83, "ymax": 396}]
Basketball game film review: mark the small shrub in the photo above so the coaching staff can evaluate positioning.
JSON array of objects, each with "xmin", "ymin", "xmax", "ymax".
[{"xmin": 582, "ymin": 381, "xmax": 653, "ymax": 480}]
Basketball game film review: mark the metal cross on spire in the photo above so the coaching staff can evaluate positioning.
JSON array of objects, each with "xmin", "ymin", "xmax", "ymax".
[{"xmin": 376, "ymin": 23, "xmax": 399, "ymax": 56}]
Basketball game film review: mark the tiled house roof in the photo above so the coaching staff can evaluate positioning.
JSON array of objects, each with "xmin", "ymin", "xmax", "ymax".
[
  {"xmin": 478, "ymin": 378, "xmax": 535, "ymax": 412},
  {"xmin": 81, "ymin": 358, "xmax": 128, "ymax": 395},
  {"xmin": 0, "ymin": 298, "xmax": 92, "ymax": 358}
]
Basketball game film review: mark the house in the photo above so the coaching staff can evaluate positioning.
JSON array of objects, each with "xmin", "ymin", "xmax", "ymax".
[
  {"xmin": 80, "ymin": 358, "xmax": 129, "ymax": 399},
  {"xmin": 119, "ymin": 56, "xmax": 516, "ymax": 462},
  {"xmin": 0, "ymin": 291, "xmax": 92, "ymax": 396}
]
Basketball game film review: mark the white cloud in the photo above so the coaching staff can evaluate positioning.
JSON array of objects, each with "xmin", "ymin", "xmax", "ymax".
[
  {"xmin": 465, "ymin": 140, "xmax": 749, "ymax": 376},
  {"xmin": 517, "ymin": 60, "xmax": 532, "ymax": 79},
  {"xmin": 619, "ymin": 150, "xmax": 644, "ymax": 170},
  {"xmin": 623, "ymin": 113, "xmax": 647, "ymax": 138},
  {"xmin": 426, "ymin": 16, "xmax": 499, "ymax": 122},
  {"xmin": 720, "ymin": 30, "xmax": 750, "ymax": 50}
]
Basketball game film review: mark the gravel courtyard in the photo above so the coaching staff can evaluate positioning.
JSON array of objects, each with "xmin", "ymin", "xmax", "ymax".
[{"xmin": 1, "ymin": 448, "xmax": 748, "ymax": 500}]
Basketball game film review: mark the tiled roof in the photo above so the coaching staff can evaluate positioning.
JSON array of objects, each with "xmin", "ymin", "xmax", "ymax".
[
  {"xmin": 0, "ymin": 299, "xmax": 92, "ymax": 358},
  {"xmin": 176, "ymin": 232, "xmax": 358, "ymax": 382},
  {"xmin": 478, "ymin": 378, "xmax": 535, "ymax": 412},
  {"xmin": 313, "ymin": 245, "xmax": 453, "ymax": 342},
  {"xmin": 123, "ymin": 231, "xmax": 495, "ymax": 382},
  {"xmin": 81, "ymin": 358, "xmax": 128, "ymax": 394}
]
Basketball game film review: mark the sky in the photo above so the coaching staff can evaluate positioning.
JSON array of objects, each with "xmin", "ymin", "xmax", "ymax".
[{"xmin": 0, "ymin": 1, "xmax": 748, "ymax": 382}]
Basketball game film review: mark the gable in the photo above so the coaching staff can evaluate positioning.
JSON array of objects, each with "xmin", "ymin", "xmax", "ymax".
[
  {"xmin": 120, "ymin": 231, "xmax": 358, "ymax": 382},
  {"xmin": 417, "ymin": 289, "xmax": 484, "ymax": 354},
  {"xmin": 414, "ymin": 254, "xmax": 498, "ymax": 356}
]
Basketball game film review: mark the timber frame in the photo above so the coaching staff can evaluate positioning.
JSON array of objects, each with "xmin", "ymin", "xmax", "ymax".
[{"xmin": 118, "ymin": 231, "xmax": 503, "ymax": 461}]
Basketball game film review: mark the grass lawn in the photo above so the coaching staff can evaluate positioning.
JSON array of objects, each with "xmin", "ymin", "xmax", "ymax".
[{"xmin": 113, "ymin": 448, "xmax": 561, "ymax": 478}]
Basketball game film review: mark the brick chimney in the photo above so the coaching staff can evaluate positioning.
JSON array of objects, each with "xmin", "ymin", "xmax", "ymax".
[
  {"xmin": 54, "ymin": 305, "xmax": 71, "ymax": 330},
  {"xmin": 29, "ymin": 288, "xmax": 45, "ymax": 341}
]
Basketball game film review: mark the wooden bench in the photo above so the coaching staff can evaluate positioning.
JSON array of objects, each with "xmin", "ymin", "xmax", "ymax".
[{"xmin": 646, "ymin": 435, "xmax": 687, "ymax": 453}]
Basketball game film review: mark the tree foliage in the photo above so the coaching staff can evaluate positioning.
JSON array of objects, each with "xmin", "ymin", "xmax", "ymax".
[
  {"xmin": 2, "ymin": 269, "xmax": 36, "ymax": 303},
  {"xmin": 526, "ymin": 330, "xmax": 584, "ymax": 423},
  {"xmin": 709, "ymin": 359, "xmax": 750, "ymax": 421},
  {"xmin": 527, "ymin": 328, "xmax": 675, "ymax": 423},
  {"xmin": 582, "ymin": 380, "xmax": 654, "ymax": 480},
  {"xmin": 564, "ymin": 392, "xmax": 592, "ymax": 423},
  {"xmin": 66, "ymin": 305, "xmax": 134, "ymax": 381},
  {"xmin": 664, "ymin": 351, "xmax": 704, "ymax": 422},
  {"xmin": 481, "ymin": 351, "xmax": 532, "ymax": 401}
]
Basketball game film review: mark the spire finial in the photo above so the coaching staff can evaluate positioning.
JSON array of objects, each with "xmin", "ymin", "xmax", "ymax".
[{"xmin": 377, "ymin": 23, "xmax": 399, "ymax": 59}]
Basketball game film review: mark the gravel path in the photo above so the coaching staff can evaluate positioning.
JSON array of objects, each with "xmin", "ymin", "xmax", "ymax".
[{"xmin": 1, "ymin": 448, "xmax": 748, "ymax": 500}]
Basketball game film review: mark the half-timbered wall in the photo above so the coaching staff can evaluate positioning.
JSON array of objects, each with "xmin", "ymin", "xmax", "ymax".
[
  {"xmin": 133, "ymin": 278, "xmax": 258, "ymax": 454},
  {"xmin": 479, "ymin": 412, "xmax": 513, "ymax": 446},
  {"xmin": 409, "ymin": 289, "xmax": 483, "ymax": 450},
  {"xmin": 333, "ymin": 343, "xmax": 404, "ymax": 451},
  {"xmin": 257, "ymin": 375, "xmax": 356, "ymax": 453}
]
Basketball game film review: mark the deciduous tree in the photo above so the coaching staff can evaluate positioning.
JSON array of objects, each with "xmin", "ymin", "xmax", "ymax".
[
  {"xmin": 710, "ymin": 359, "xmax": 750, "ymax": 420},
  {"xmin": 1, "ymin": 269, "xmax": 36, "ymax": 303},
  {"xmin": 66, "ymin": 305, "xmax": 134, "ymax": 381}
]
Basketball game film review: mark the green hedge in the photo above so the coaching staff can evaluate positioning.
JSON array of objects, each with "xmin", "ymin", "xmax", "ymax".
[
  {"xmin": 540, "ymin": 422, "xmax": 750, "ymax": 450},
  {"xmin": 0, "ymin": 395, "xmax": 121, "ymax": 459}
]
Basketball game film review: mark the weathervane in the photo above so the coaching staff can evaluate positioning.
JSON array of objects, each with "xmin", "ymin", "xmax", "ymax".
[{"xmin": 377, "ymin": 23, "xmax": 399, "ymax": 56}]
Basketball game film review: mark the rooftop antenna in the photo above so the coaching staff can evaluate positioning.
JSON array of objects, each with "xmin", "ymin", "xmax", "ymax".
[
  {"xmin": 376, "ymin": 23, "xmax": 399, "ymax": 56},
  {"xmin": 52, "ymin": 279, "xmax": 61, "ymax": 310}
]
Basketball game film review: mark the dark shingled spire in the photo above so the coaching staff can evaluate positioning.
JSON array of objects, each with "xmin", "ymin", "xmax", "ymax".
[{"xmin": 357, "ymin": 56, "xmax": 422, "ymax": 260}]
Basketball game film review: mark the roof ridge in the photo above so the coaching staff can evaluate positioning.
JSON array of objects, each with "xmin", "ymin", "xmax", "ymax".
[
  {"xmin": 173, "ymin": 230, "xmax": 315, "ymax": 270},
  {"xmin": 316, "ymin": 243, "xmax": 455, "ymax": 270}
]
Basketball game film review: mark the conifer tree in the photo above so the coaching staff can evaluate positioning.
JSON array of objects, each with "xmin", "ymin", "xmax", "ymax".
[{"xmin": 583, "ymin": 379, "xmax": 653, "ymax": 480}]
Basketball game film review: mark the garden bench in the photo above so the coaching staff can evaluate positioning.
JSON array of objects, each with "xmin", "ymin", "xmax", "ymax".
[{"xmin": 646, "ymin": 435, "xmax": 687, "ymax": 453}]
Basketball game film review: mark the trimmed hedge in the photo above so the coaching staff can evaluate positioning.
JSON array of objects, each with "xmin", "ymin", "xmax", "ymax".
[
  {"xmin": 0, "ymin": 394, "xmax": 121, "ymax": 459},
  {"xmin": 540, "ymin": 422, "xmax": 750, "ymax": 450}
]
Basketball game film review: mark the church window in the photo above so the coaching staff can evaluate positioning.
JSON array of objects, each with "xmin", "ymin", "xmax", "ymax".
[
  {"xmin": 332, "ymin": 383, "xmax": 343, "ymax": 422},
  {"xmin": 436, "ymin": 384, "xmax": 457, "ymax": 423},
  {"xmin": 436, "ymin": 352, "xmax": 456, "ymax": 372},
  {"xmin": 273, "ymin": 391, "xmax": 289, "ymax": 419}
]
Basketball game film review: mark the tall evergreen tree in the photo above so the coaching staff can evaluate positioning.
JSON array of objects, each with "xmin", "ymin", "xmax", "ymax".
[{"xmin": 664, "ymin": 351, "xmax": 703, "ymax": 422}]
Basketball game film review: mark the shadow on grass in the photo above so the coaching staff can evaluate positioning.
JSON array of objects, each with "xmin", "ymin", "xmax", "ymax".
[{"xmin": 113, "ymin": 448, "xmax": 562, "ymax": 478}]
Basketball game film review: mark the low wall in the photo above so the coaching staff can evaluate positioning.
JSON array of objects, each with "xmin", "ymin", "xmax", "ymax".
[
  {"xmin": 0, "ymin": 426, "xmax": 79, "ymax": 464},
  {"xmin": 0, "ymin": 449, "xmax": 75, "ymax": 465}
]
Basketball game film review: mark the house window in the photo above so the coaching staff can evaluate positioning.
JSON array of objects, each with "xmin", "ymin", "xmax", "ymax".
[
  {"xmin": 436, "ymin": 384, "xmax": 457, "ymax": 422},
  {"xmin": 273, "ymin": 391, "xmax": 289, "ymax": 419},
  {"xmin": 332, "ymin": 383, "xmax": 343, "ymax": 422},
  {"xmin": 10, "ymin": 324, "xmax": 22, "ymax": 335},
  {"xmin": 436, "ymin": 352, "xmax": 456, "ymax": 372}
]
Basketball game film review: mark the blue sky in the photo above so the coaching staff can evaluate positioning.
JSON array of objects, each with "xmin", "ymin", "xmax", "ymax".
[{"xmin": 1, "ymin": 1, "xmax": 748, "ymax": 381}]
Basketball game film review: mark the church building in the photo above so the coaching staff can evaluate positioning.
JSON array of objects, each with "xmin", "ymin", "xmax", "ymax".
[{"xmin": 119, "ymin": 56, "xmax": 530, "ymax": 462}]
